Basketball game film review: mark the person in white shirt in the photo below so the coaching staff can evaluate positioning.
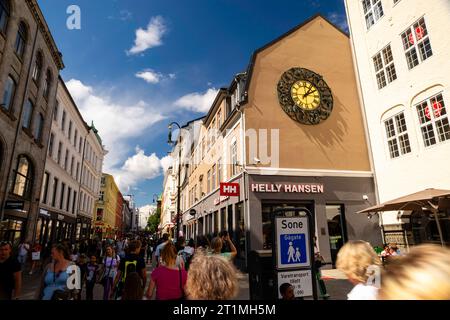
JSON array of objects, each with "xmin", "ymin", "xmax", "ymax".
[
  {"xmin": 336, "ymin": 240, "xmax": 382, "ymax": 300},
  {"xmin": 17, "ymin": 242, "xmax": 30, "ymax": 269}
]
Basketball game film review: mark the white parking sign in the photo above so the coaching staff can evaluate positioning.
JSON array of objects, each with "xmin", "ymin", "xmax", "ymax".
[
  {"xmin": 277, "ymin": 270, "xmax": 313, "ymax": 298},
  {"xmin": 275, "ymin": 216, "xmax": 310, "ymax": 269}
]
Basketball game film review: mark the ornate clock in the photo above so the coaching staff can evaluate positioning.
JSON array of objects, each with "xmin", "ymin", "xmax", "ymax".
[{"xmin": 277, "ymin": 67, "xmax": 333, "ymax": 125}]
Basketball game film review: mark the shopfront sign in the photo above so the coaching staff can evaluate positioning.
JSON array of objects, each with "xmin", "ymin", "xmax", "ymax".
[
  {"xmin": 251, "ymin": 183, "xmax": 324, "ymax": 194},
  {"xmin": 220, "ymin": 183, "xmax": 240, "ymax": 197},
  {"xmin": 276, "ymin": 269, "xmax": 313, "ymax": 298},
  {"xmin": 275, "ymin": 216, "xmax": 311, "ymax": 269},
  {"xmin": 5, "ymin": 201, "xmax": 24, "ymax": 210}
]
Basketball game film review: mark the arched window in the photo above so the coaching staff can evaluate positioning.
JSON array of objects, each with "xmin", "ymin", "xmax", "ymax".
[
  {"xmin": 14, "ymin": 21, "xmax": 27, "ymax": 58},
  {"xmin": 12, "ymin": 155, "xmax": 33, "ymax": 198},
  {"xmin": 22, "ymin": 99, "xmax": 34, "ymax": 129},
  {"xmin": 0, "ymin": 0, "xmax": 10, "ymax": 34},
  {"xmin": 32, "ymin": 52, "xmax": 43, "ymax": 83},
  {"xmin": 1, "ymin": 75, "xmax": 16, "ymax": 111},
  {"xmin": 43, "ymin": 69, "xmax": 52, "ymax": 100}
]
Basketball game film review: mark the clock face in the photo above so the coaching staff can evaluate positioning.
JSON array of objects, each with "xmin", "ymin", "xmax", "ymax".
[
  {"xmin": 277, "ymin": 68, "xmax": 333, "ymax": 125},
  {"xmin": 290, "ymin": 80, "xmax": 321, "ymax": 111}
]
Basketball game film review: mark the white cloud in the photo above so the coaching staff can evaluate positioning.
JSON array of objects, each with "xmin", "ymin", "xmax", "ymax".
[
  {"xmin": 327, "ymin": 12, "xmax": 349, "ymax": 32},
  {"xmin": 136, "ymin": 69, "xmax": 163, "ymax": 84},
  {"xmin": 127, "ymin": 16, "xmax": 167, "ymax": 55},
  {"xmin": 174, "ymin": 88, "xmax": 219, "ymax": 113},
  {"xmin": 65, "ymin": 79, "xmax": 166, "ymax": 170},
  {"xmin": 112, "ymin": 147, "xmax": 167, "ymax": 192},
  {"xmin": 135, "ymin": 69, "xmax": 176, "ymax": 84},
  {"xmin": 160, "ymin": 155, "xmax": 173, "ymax": 173}
]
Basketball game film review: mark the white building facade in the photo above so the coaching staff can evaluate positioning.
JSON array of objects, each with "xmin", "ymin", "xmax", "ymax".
[
  {"xmin": 345, "ymin": 0, "xmax": 450, "ymax": 246},
  {"xmin": 160, "ymin": 167, "xmax": 176, "ymax": 236}
]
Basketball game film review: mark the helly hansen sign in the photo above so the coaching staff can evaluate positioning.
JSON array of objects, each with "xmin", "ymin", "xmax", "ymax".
[
  {"xmin": 220, "ymin": 183, "xmax": 240, "ymax": 197},
  {"xmin": 251, "ymin": 183, "xmax": 324, "ymax": 194}
]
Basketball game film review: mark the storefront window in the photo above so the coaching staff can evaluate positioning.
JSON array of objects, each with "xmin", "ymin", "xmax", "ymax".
[
  {"xmin": 12, "ymin": 155, "xmax": 33, "ymax": 198},
  {"xmin": 214, "ymin": 211, "xmax": 219, "ymax": 235},
  {"xmin": 0, "ymin": 219, "xmax": 24, "ymax": 247},
  {"xmin": 220, "ymin": 208, "xmax": 226, "ymax": 232}
]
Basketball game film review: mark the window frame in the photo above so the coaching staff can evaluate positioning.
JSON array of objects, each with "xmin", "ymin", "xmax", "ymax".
[
  {"xmin": 1, "ymin": 75, "xmax": 16, "ymax": 112},
  {"xmin": 14, "ymin": 21, "xmax": 28, "ymax": 59},
  {"xmin": 372, "ymin": 44, "xmax": 397, "ymax": 89},
  {"xmin": 362, "ymin": 0, "xmax": 384, "ymax": 30},
  {"xmin": 383, "ymin": 111, "xmax": 412, "ymax": 159},
  {"xmin": 12, "ymin": 155, "xmax": 33, "ymax": 199},
  {"xmin": 415, "ymin": 92, "xmax": 450, "ymax": 148},
  {"xmin": 401, "ymin": 17, "xmax": 433, "ymax": 70},
  {"xmin": 0, "ymin": 0, "xmax": 11, "ymax": 35},
  {"xmin": 32, "ymin": 52, "xmax": 43, "ymax": 84},
  {"xmin": 22, "ymin": 99, "xmax": 34, "ymax": 130}
]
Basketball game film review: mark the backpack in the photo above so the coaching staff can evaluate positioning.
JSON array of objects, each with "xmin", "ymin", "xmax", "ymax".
[{"xmin": 121, "ymin": 259, "xmax": 138, "ymax": 283}]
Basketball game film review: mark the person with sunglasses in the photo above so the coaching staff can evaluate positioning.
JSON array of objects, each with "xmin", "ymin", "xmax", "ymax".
[{"xmin": 0, "ymin": 241, "xmax": 22, "ymax": 300}]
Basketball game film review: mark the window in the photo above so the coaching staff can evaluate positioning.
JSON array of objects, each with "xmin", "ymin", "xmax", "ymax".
[
  {"xmin": 0, "ymin": 0, "xmax": 10, "ymax": 34},
  {"xmin": 76, "ymin": 162, "xmax": 80, "ymax": 181},
  {"xmin": 41, "ymin": 172, "xmax": 50, "ymax": 204},
  {"xmin": 362, "ymin": 0, "xmax": 383, "ymax": 30},
  {"xmin": 384, "ymin": 112, "xmax": 411, "ymax": 159},
  {"xmin": 212, "ymin": 164, "xmax": 216, "ymax": 191},
  {"xmin": 401, "ymin": 17, "xmax": 433, "ymax": 70},
  {"xmin": 51, "ymin": 178, "xmax": 58, "ymax": 207},
  {"xmin": 218, "ymin": 159, "xmax": 222, "ymax": 184},
  {"xmin": 373, "ymin": 45, "xmax": 397, "ymax": 89},
  {"xmin": 74, "ymin": 130, "xmax": 78, "ymax": 148},
  {"xmin": 48, "ymin": 133, "xmax": 54, "ymax": 157},
  {"xmin": 70, "ymin": 156, "xmax": 74, "ymax": 176},
  {"xmin": 72, "ymin": 191, "xmax": 77, "ymax": 214},
  {"xmin": 66, "ymin": 187, "xmax": 71, "ymax": 212},
  {"xmin": 218, "ymin": 109, "xmax": 222, "ymax": 128},
  {"xmin": 53, "ymin": 102, "xmax": 59, "ymax": 122},
  {"xmin": 61, "ymin": 111, "xmax": 66, "ymax": 131},
  {"xmin": 60, "ymin": 183, "xmax": 66, "ymax": 210},
  {"xmin": 34, "ymin": 113, "xmax": 44, "ymax": 142},
  {"xmin": 57, "ymin": 142, "xmax": 62, "ymax": 164},
  {"xmin": 201, "ymin": 138, "xmax": 205, "ymax": 159},
  {"xmin": 68, "ymin": 121, "xmax": 72, "ymax": 141},
  {"xmin": 22, "ymin": 99, "xmax": 34, "ymax": 129},
  {"xmin": 99, "ymin": 191, "xmax": 104, "ymax": 202},
  {"xmin": 43, "ymin": 70, "xmax": 52, "ymax": 100},
  {"xmin": 12, "ymin": 156, "xmax": 33, "ymax": 198},
  {"xmin": 14, "ymin": 22, "xmax": 27, "ymax": 58},
  {"xmin": 207, "ymin": 170, "xmax": 211, "ymax": 194},
  {"xmin": 416, "ymin": 93, "xmax": 450, "ymax": 147},
  {"xmin": 231, "ymin": 141, "xmax": 238, "ymax": 176},
  {"xmin": 32, "ymin": 52, "xmax": 43, "ymax": 83},
  {"xmin": 211, "ymin": 119, "xmax": 216, "ymax": 145},
  {"xmin": 1, "ymin": 76, "xmax": 16, "ymax": 111},
  {"xmin": 64, "ymin": 150, "xmax": 69, "ymax": 170}
]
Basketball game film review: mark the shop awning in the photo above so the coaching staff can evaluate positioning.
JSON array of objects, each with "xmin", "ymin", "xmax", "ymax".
[{"xmin": 357, "ymin": 188, "xmax": 450, "ymax": 246}]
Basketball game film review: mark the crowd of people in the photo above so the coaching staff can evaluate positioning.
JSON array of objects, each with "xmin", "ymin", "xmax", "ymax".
[{"xmin": 1, "ymin": 233, "xmax": 449, "ymax": 301}]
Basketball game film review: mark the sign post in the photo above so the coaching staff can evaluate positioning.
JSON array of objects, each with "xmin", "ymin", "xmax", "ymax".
[{"xmin": 272, "ymin": 208, "xmax": 317, "ymax": 300}]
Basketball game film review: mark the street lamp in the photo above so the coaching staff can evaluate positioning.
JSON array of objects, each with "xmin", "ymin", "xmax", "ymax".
[
  {"xmin": 168, "ymin": 122, "xmax": 182, "ymax": 239},
  {"xmin": 152, "ymin": 194, "xmax": 159, "ymax": 204}
]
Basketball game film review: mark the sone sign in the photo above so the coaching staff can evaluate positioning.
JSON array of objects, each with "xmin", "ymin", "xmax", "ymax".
[{"xmin": 275, "ymin": 216, "xmax": 310, "ymax": 269}]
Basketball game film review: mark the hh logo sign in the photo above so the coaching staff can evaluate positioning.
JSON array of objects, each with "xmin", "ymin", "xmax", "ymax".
[
  {"xmin": 280, "ymin": 234, "xmax": 307, "ymax": 265},
  {"xmin": 220, "ymin": 183, "xmax": 240, "ymax": 197}
]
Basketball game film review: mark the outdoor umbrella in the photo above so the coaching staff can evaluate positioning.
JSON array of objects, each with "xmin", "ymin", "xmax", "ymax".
[{"xmin": 357, "ymin": 188, "xmax": 450, "ymax": 246}]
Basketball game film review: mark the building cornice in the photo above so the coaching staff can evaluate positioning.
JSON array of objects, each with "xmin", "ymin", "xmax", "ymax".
[{"xmin": 25, "ymin": 0, "xmax": 65, "ymax": 70}]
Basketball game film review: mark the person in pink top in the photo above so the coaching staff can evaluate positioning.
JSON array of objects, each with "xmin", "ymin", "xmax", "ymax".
[{"xmin": 145, "ymin": 242, "xmax": 187, "ymax": 300}]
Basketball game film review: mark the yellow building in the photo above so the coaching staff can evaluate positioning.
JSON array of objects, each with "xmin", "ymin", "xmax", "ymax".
[{"xmin": 94, "ymin": 174, "xmax": 119, "ymax": 238}]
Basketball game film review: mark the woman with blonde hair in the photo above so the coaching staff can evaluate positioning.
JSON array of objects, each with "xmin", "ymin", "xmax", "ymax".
[
  {"xmin": 336, "ymin": 240, "xmax": 381, "ymax": 300},
  {"xmin": 185, "ymin": 253, "xmax": 239, "ymax": 300},
  {"xmin": 379, "ymin": 244, "xmax": 450, "ymax": 300}
]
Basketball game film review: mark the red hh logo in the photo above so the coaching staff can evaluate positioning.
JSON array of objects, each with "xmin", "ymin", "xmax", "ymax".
[{"xmin": 220, "ymin": 183, "xmax": 240, "ymax": 197}]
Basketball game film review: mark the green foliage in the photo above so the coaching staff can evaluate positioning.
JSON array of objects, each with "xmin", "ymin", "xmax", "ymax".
[{"xmin": 147, "ymin": 207, "xmax": 161, "ymax": 234}]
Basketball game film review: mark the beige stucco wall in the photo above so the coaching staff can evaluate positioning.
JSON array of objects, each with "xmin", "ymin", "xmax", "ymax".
[{"xmin": 244, "ymin": 16, "xmax": 371, "ymax": 172}]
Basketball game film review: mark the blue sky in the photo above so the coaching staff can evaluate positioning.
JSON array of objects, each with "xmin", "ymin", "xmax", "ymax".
[{"xmin": 37, "ymin": 0, "xmax": 348, "ymax": 208}]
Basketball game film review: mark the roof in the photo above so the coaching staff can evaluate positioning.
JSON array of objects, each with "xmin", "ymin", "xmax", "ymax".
[
  {"xmin": 27, "ymin": 0, "xmax": 64, "ymax": 70},
  {"xmin": 242, "ymin": 14, "xmax": 349, "ymax": 103}
]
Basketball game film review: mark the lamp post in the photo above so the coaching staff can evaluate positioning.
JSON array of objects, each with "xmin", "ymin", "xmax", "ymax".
[{"xmin": 168, "ymin": 122, "xmax": 182, "ymax": 239}]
